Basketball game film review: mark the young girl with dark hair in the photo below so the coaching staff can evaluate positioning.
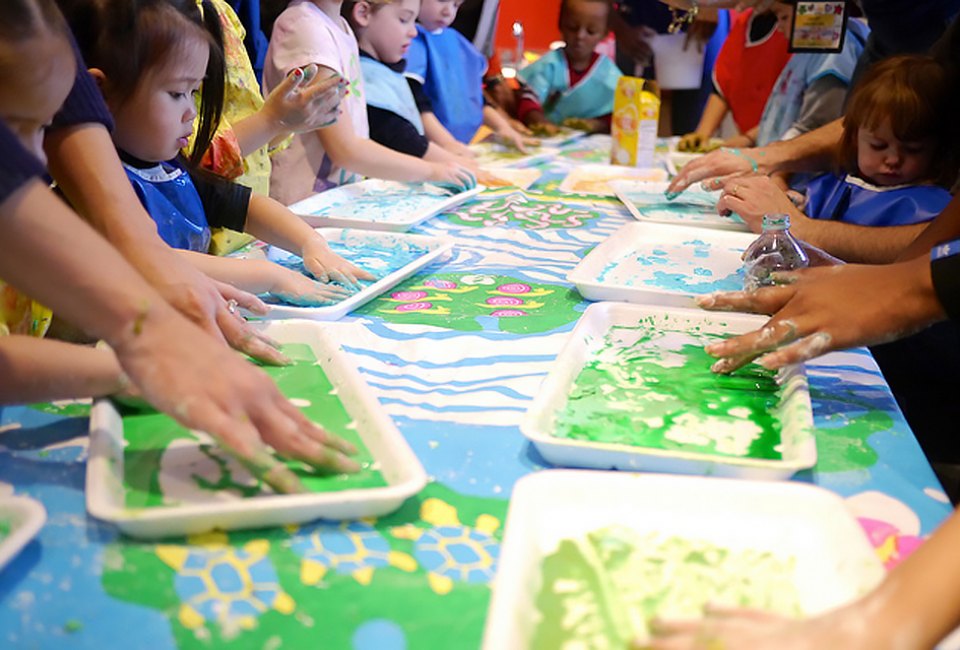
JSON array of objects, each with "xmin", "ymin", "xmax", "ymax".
[{"xmin": 62, "ymin": 0, "xmax": 374, "ymax": 303}]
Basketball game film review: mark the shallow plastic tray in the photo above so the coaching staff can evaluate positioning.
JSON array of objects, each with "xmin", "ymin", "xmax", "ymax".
[
  {"xmin": 483, "ymin": 471, "xmax": 884, "ymax": 650},
  {"xmin": 568, "ymin": 221, "xmax": 757, "ymax": 307},
  {"xmin": 263, "ymin": 228, "xmax": 454, "ymax": 320},
  {"xmin": 0, "ymin": 496, "xmax": 46, "ymax": 571},
  {"xmin": 470, "ymin": 142, "xmax": 560, "ymax": 168},
  {"xmin": 558, "ymin": 164, "xmax": 669, "ymax": 196},
  {"xmin": 520, "ymin": 302, "xmax": 816, "ymax": 479},
  {"xmin": 288, "ymin": 179, "xmax": 482, "ymax": 231},
  {"xmin": 86, "ymin": 320, "xmax": 427, "ymax": 539},
  {"xmin": 611, "ymin": 179, "xmax": 748, "ymax": 231}
]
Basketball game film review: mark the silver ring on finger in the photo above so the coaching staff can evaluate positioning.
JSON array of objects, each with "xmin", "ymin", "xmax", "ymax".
[{"xmin": 226, "ymin": 298, "xmax": 239, "ymax": 315}]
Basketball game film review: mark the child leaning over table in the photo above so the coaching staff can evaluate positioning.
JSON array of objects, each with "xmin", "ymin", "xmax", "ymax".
[
  {"xmin": 343, "ymin": 0, "xmax": 478, "ymax": 165},
  {"xmin": 404, "ymin": 0, "xmax": 533, "ymax": 149},
  {"xmin": 516, "ymin": 0, "xmax": 622, "ymax": 135}
]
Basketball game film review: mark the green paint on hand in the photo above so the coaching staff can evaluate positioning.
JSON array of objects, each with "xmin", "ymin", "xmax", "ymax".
[
  {"xmin": 553, "ymin": 324, "xmax": 784, "ymax": 459},
  {"xmin": 122, "ymin": 343, "xmax": 385, "ymax": 508},
  {"xmin": 533, "ymin": 527, "xmax": 801, "ymax": 649}
]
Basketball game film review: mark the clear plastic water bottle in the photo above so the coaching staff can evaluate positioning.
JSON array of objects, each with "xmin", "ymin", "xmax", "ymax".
[{"xmin": 742, "ymin": 214, "xmax": 809, "ymax": 291}]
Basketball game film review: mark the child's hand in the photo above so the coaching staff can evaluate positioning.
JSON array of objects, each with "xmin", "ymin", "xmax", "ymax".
[
  {"xmin": 562, "ymin": 117, "xmax": 604, "ymax": 134},
  {"xmin": 529, "ymin": 120, "xmax": 560, "ymax": 137},
  {"xmin": 495, "ymin": 124, "xmax": 539, "ymax": 153},
  {"xmin": 677, "ymin": 131, "xmax": 707, "ymax": 152},
  {"xmin": 427, "ymin": 161, "xmax": 477, "ymax": 193},
  {"xmin": 263, "ymin": 63, "xmax": 344, "ymax": 134},
  {"xmin": 300, "ymin": 237, "xmax": 375, "ymax": 289},
  {"xmin": 267, "ymin": 264, "xmax": 354, "ymax": 307},
  {"xmin": 448, "ymin": 140, "xmax": 477, "ymax": 159}
]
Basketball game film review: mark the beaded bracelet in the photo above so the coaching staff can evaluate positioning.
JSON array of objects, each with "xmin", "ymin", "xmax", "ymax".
[{"xmin": 667, "ymin": 0, "xmax": 699, "ymax": 34}]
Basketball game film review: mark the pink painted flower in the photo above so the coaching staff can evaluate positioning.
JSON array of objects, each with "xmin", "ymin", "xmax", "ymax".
[
  {"xmin": 497, "ymin": 283, "xmax": 531, "ymax": 294},
  {"xmin": 391, "ymin": 290, "xmax": 428, "ymax": 301},
  {"xmin": 396, "ymin": 302, "xmax": 433, "ymax": 312},
  {"xmin": 486, "ymin": 296, "xmax": 524, "ymax": 307}
]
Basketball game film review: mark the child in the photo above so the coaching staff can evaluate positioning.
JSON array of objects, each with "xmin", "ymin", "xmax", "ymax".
[
  {"xmin": 717, "ymin": 55, "xmax": 955, "ymax": 260},
  {"xmin": 68, "ymin": 0, "xmax": 374, "ymax": 305},
  {"xmin": 753, "ymin": 2, "xmax": 869, "ymax": 147},
  {"xmin": 405, "ymin": 0, "xmax": 532, "ymax": 148},
  {"xmin": 263, "ymin": 0, "xmax": 476, "ymax": 205},
  {"xmin": 343, "ymin": 0, "xmax": 475, "ymax": 163},
  {"xmin": 516, "ymin": 0, "xmax": 622, "ymax": 135}
]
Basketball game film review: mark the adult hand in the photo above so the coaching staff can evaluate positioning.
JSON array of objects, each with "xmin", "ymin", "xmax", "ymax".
[
  {"xmin": 110, "ymin": 304, "xmax": 361, "ymax": 493},
  {"xmin": 695, "ymin": 257, "xmax": 943, "ymax": 373},
  {"xmin": 714, "ymin": 174, "xmax": 803, "ymax": 232},
  {"xmin": 263, "ymin": 63, "xmax": 344, "ymax": 133},
  {"xmin": 641, "ymin": 604, "xmax": 868, "ymax": 650},
  {"xmin": 666, "ymin": 147, "xmax": 766, "ymax": 197},
  {"xmin": 300, "ymin": 236, "xmax": 374, "ymax": 288}
]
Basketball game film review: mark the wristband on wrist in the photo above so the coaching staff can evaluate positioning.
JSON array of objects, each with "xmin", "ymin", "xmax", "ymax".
[{"xmin": 930, "ymin": 239, "xmax": 960, "ymax": 324}]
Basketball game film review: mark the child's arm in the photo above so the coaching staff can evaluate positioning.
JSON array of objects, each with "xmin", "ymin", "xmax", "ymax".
[
  {"xmin": 232, "ymin": 64, "xmax": 344, "ymax": 156},
  {"xmin": 422, "ymin": 113, "xmax": 476, "ymax": 158},
  {"xmin": 0, "ymin": 337, "xmax": 129, "ymax": 404},
  {"xmin": 178, "ymin": 251, "xmax": 352, "ymax": 306},
  {"xmin": 318, "ymin": 109, "xmax": 476, "ymax": 191},
  {"xmin": 483, "ymin": 105, "xmax": 538, "ymax": 151},
  {"xmin": 244, "ymin": 194, "xmax": 375, "ymax": 286}
]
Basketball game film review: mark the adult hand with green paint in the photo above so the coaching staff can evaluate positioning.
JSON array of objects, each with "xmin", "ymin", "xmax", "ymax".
[{"xmin": 695, "ymin": 257, "xmax": 944, "ymax": 373}]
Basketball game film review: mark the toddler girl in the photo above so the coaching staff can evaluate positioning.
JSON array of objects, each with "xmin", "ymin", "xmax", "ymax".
[
  {"xmin": 263, "ymin": 0, "xmax": 475, "ymax": 205},
  {"xmin": 67, "ymin": 0, "xmax": 374, "ymax": 304}
]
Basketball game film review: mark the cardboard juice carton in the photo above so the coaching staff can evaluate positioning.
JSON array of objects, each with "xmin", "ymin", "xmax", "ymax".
[{"xmin": 610, "ymin": 77, "xmax": 660, "ymax": 168}]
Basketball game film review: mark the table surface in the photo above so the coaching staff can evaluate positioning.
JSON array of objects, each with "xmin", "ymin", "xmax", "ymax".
[{"xmin": 1, "ymin": 136, "xmax": 952, "ymax": 649}]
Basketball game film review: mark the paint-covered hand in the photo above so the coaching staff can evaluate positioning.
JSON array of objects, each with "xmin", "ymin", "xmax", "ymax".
[
  {"xmin": 639, "ymin": 603, "xmax": 870, "ymax": 650},
  {"xmin": 428, "ymin": 161, "xmax": 478, "ymax": 194},
  {"xmin": 300, "ymin": 236, "xmax": 374, "ymax": 289},
  {"xmin": 268, "ymin": 264, "xmax": 354, "ymax": 307},
  {"xmin": 666, "ymin": 147, "xmax": 766, "ymax": 199},
  {"xmin": 264, "ymin": 63, "xmax": 344, "ymax": 134},
  {"xmin": 109, "ymin": 304, "xmax": 361, "ymax": 494},
  {"xmin": 714, "ymin": 175, "xmax": 804, "ymax": 233},
  {"xmin": 695, "ymin": 258, "xmax": 944, "ymax": 373}
]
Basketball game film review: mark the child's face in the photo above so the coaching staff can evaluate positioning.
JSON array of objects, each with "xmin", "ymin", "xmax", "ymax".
[
  {"xmin": 560, "ymin": 0, "xmax": 609, "ymax": 68},
  {"xmin": 857, "ymin": 120, "xmax": 935, "ymax": 186},
  {"xmin": 108, "ymin": 36, "xmax": 208, "ymax": 162},
  {"xmin": 417, "ymin": 0, "xmax": 464, "ymax": 32},
  {"xmin": 362, "ymin": 0, "xmax": 419, "ymax": 63},
  {"xmin": 0, "ymin": 33, "xmax": 75, "ymax": 165},
  {"xmin": 771, "ymin": 3, "xmax": 794, "ymax": 37}
]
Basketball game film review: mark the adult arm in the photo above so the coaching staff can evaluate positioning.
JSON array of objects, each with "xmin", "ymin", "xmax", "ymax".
[
  {"xmin": 666, "ymin": 119, "xmax": 844, "ymax": 196},
  {"xmin": 647, "ymin": 506, "xmax": 960, "ymax": 650},
  {"xmin": 44, "ymin": 122, "xmax": 286, "ymax": 364},
  {"xmin": 715, "ymin": 174, "xmax": 927, "ymax": 263},
  {"xmin": 0, "ymin": 179, "xmax": 358, "ymax": 490},
  {"xmin": 694, "ymin": 255, "xmax": 942, "ymax": 372}
]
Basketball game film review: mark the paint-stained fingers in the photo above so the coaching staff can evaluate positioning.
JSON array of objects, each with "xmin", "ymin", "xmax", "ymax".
[
  {"xmin": 704, "ymin": 319, "xmax": 800, "ymax": 374},
  {"xmin": 252, "ymin": 405, "xmax": 360, "ymax": 473},
  {"xmin": 696, "ymin": 285, "xmax": 796, "ymax": 315},
  {"xmin": 217, "ymin": 309, "xmax": 291, "ymax": 365},
  {"xmin": 754, "ymin": 331, "xmax": 834, "ymax": 369}
]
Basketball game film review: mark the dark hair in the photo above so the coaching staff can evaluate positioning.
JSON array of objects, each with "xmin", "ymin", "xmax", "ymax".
[
  {"xmin": 838, "ymin": 54, "xmax": 958, "ymax": 187},
  {"xmin": 559, "ymin": 0, "xmax": 611, "ymax": 25},
  {"xmin": 58, "ymin": 0, "xmax": 225, "ymax": 166}
]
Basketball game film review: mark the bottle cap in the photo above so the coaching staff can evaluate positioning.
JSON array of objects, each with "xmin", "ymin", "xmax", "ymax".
[{"xmin": 761, "ymin": 214, "xmax": 790, "ymax": 230}]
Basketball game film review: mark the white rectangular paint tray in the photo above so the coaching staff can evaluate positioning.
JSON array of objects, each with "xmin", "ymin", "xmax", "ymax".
[
  {"xmin": 568, "ymin": 221, "xmax": 757, "ymax": 308},
  {"xmin": 86, "ymin": 319, "xmax": 427, "ymax": 539},
  {"xmin": 288, "ymin": 179, "xmax": 482, "ymax": 231},
  {"xmin": 483, "ymin": 470, "xmax": 884, "ymax": 650},
  {"xmin": 263, "ymin": 228, "xmax": 453, "ymax": 320},
  {"xmin": 520, "ymin": 302, "xmax": 817, "ymax": 479}
]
